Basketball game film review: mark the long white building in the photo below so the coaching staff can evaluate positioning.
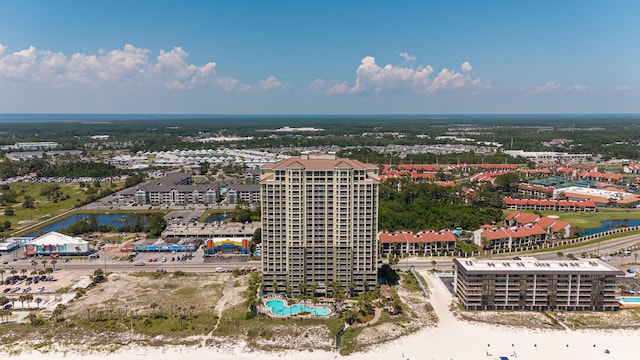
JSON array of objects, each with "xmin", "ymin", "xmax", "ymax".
[
  {"xmin": 453, "ymin": 257, "xmax": 623, "ymax": 311},
  {"xmin": 260, "ymin": 153, "xmax": 379, "ymax": 297}
]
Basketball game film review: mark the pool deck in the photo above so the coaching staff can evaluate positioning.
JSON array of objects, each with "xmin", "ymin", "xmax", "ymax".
[
  {"xmin": 259, "ymin": 296, "xmax": 336, "ymax": 318},
  {"xmin": 618, "ymin": 296, "xmax": 640, "ymax": 309}
]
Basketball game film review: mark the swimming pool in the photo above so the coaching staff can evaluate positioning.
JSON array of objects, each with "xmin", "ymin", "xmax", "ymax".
[
  {"xmin": 619, "ymin": 297, "xmax": 640, "ymax": 304},
  {"xmin": 265, "ymin": 299, "xmax": 332, "ymax": 316}
]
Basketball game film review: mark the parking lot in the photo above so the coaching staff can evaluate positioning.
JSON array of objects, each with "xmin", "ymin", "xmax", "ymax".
[{"xmin": 0, "ymin": 269, "xmax": 90, "ymax": 310}]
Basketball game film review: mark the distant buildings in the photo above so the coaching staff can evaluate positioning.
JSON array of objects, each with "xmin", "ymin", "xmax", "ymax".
[
  {"xmin": 131, "ymin": 172, "xmax": 259, "ymax": 205},
  {"xmin": 453, "ymin": 257, "xmax": 622, "ymax": 311},
  {"xmin": 260, "ymin": 152, "xmax": 379, "ymax": 297},
  {"xmin": 1, "ymin": 141, "xmax": 60, "ymax": 151},
  {"xmin": 504, "ymin": 150, "xmax": 592, "ymax": 163}
]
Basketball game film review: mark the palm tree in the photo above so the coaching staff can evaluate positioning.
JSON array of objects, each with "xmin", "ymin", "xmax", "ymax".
[
  {"xmin": 299, "ymin": 283, "xmax": 308, "ymax": 297},
  {"xmin": 10, "ymin": 269, "xmax": 17, "ymax": 276},
  {"xmin": 31, "ymin": 261, "xmax": 38, "ymax": 272},
  {"xmin": 0, "ymin": 309, "xmax": 11, "ymax": 324},
  {"xmin": 557, "ymin": 251, "xmax": 564, "ymax": 260},
  {"xmin": 18, "ymin": 295, "xmax": 26, "ymax": 309},
  {"xmin": 619, "ymin": 284, "xmax": 628, "ymax": 295},
  {"xmin": 0, "ymin": 269, "xmax": 4, "ymax": 283},
  {"xmin": 41, "ymin": 260, "xmax": 48, "ymax": 271},
  {"xmin": 24, "ymin": 294, "xmax": 33, "ymax": 309},
  {"xmin": 635, "ymin": 253, "xmax": 639, "ymax": 265},
  {"xmin": 35, "ymin": 297, "xmax": 43, "ymax": 310},
  {"xmin": 51, "ymin": 259, "xmax": 57, "ymax": 271},
  {"xmin": 20, "ymin": 269, "xmax": 27, "ymax": 276}
]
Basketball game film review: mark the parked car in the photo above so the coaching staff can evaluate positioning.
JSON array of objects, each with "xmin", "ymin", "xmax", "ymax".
[{"xmin": 134, "ymin": 261, "xmax": 145, "ymax": 266}]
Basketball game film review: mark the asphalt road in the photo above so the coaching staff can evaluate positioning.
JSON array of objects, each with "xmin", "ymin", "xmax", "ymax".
[{"xmin": 5, "ymin": 233, "xmax": 640, "ymax": 275}]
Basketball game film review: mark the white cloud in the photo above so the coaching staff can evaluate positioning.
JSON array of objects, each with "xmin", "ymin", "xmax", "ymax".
[
  {"xmin": 565, "ymin": 84, "xmax": 590, "ymax": 92},
  {"xmin": 327, "ymin": 81, "xmax": 350, "ymax": 95},
  {"xmin": 532, "ymin": 81, "xmax": 559, "ymax": 94},
  {"xmin": 308, "ymin": 78, "xmax": 325, "ymax": 91},
  {"xmin": 0, "ymin": 44, "xmax": 280, "ymax": 92},
  {"xmin": 616, "ymin": 85, "xmax": 633, "ymax": 91},
  {"xmin": 531, "ymin": 81, "xmax": 592, "ymax": 94},
  {"xmin": 397, "ymin": 51, "xmax": 416, "ymax": 62},
  {"xmin": 256, "ymin": 76, "xmax": 284, "ymax": 90},
  {"xmin": 325, "ymin": 56, "xmax": 484, "ymax": 95}
]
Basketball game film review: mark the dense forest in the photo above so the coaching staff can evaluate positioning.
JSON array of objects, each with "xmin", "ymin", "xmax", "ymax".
[
  {"xmin": 378, "ymin": 180, "xmax": 503, "ymax": 232},
  {"xmin": 2, "ymin": 115, "xmax": 640, "ymax": 159}
]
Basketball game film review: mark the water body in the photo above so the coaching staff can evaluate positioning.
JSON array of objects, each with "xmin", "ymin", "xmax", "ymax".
[
  {"xmin": 203, "ymin": 213, "xmax": 229, "ymax": 223},
  {"xmin": 30, "ymin": 213, "xmax": 149, "ymax": 235},
  {"xmin": 579, "ymin": 219, "xmax": 640, "ymax": 236}
]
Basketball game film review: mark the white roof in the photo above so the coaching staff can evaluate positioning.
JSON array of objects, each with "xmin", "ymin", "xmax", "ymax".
[
  {"xmin": 30, "ymin": 231, "xmax": 88, "ymax": 246},
  {"xmin": 454, "ymin": 257, "xmax": 623, "ymax": 275}
]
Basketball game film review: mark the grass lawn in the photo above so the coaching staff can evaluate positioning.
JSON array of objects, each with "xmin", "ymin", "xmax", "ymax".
[
  {"xmin": 504, "ymin": 208, "xmax": 640, "ymax": 228},
  {"xmin": 0, "ymin": 181, "xmax": 126, "ymax": 233}
]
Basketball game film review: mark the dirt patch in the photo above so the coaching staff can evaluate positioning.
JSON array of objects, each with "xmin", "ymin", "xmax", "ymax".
[
  {"xmin": 352, "ymin": 281, "xmax": 438, "ymax": 348},
  {"xmin": 557, "ymin": 309, "xmax": 640, "ymax": 329},
  {"xmin": 63, "ymin": 272, "xmax": 238, "ymax": 319},
  {"xmin": 247, "ymin": 324, "xmax": 334, "ymax": 351},
  {"xmin": 451, "ymin": 306, "xmax": 561, "ymax": 330}
]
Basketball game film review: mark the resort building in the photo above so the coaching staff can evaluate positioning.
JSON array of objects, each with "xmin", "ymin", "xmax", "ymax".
[
  {"xmin": 379, "ymin": 230, "xmax": 457, "ymax": 257},
  {"xmin": 260, "ymin": 152, "xmax": 379, "ymax": 297},
  {"xmin": 453, "ymin": 257, "xmax": 623, "ymax": 311},
  {"xmin": 553, "ymin": 186, "xmax": 640, "ymax": 207},
  {"xmin": 130, "ymin": 172, "xmax": 258, "ymax": 205},
  {"xmin": 504, "ymin": 197, "xmax": 597, "ymax": 212}
]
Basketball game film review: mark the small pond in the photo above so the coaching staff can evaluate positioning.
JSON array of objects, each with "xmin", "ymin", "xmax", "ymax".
[
  {"xmin": 29, "ymin": 213, "xmax": 150, "ymax": 236},
  {"xmin": 203, "ymin": 213, "xmax": 230, "ymax": 223},
  {"xmin": 579, "ymin": 219, "xmax": 640, "ymax": 236}
]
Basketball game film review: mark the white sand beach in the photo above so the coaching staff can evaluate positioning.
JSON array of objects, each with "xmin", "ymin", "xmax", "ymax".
[{"xmin": 6, "ymin": 270, "xmax": 637, "ymax": 360}]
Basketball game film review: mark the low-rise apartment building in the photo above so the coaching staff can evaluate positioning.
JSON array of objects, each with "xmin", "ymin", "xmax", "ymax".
[{"xmin": 453, "ymin": 257, "xmax": 623, "ymax": 311}]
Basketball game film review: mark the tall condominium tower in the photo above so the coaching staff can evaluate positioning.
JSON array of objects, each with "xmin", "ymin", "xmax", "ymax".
[{"xmin": 260, "ymin": 153, "xmax": 379, "ymax": 297}]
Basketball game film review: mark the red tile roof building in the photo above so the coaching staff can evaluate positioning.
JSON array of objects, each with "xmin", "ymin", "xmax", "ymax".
[
  {"xmin": 379, "ymin": 230, "xmax": 457, "ymax": 256},
  {"xmin": 504, "ymin": 197, "xmax": 597, "ymax": 211}
]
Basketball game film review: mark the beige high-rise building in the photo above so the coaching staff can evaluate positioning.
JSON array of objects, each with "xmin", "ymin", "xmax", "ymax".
[{"xmin": 260, "ymin": 152, "xmax": 379, "ymax": 297}]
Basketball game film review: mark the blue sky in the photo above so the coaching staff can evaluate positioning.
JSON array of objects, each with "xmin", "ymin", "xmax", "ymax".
[{"xmin": 0, "ymin": 0, "xmax": 638, "ymax": 114}]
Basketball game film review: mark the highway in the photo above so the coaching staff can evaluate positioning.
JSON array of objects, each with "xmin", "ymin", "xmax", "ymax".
[{"xmin": 5, "ymin": 233, "xmax": 640, "ymax": 275}]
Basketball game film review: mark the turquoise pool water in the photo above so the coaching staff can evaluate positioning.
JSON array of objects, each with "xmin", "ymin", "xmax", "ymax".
[
  {"xmin": 265, "ymin": 299, "xmax": 331, "ymax": 316},
  {"xmin": 619, "ymin": 297, "xmax": 640, "ymax": 304}
]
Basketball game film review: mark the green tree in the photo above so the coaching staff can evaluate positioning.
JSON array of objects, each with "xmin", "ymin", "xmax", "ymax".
[
  {"xmin": 92, "ymin": 268, "xmax": 105, "ymax": 283},
  {"xmin": 495, "ymin": 172, "xmax": 521, "ymax": 193},
  {"xmin": 147, "ymin": 214, "xmax": 167, "ymax": 237},
  {"xmin": 22, "ymin": 196, "xmax": 35, "ymax": 209},
  {"xmin": 4, "ymin": 206, "xmax": 14, "ymax": 216}
]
